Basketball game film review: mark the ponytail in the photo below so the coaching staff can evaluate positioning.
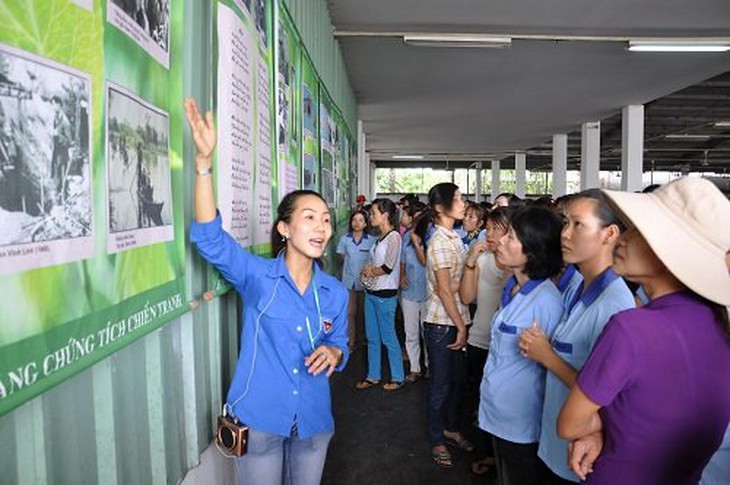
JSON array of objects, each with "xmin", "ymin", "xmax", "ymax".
[{"xmin": 414, "ymin": 207, "xmax": 434, "ymax": 249}]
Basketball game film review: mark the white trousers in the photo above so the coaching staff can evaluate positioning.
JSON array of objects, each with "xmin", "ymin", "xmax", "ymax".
[{"xmin": 400, "ymin": 297, "xmax": 427, "ymax": 374}]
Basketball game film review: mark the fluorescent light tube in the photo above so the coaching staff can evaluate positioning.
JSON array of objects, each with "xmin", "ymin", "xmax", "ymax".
[
  {"xmin": 714, "ymin": 121, "xmax": 730, "ymax": 128},
  {"xmin": 403, "ymin": 34, "xmax": 511, "ymax": 48},
  {"xmin": 629, "ymin": 40, "xmax": 730, "ymax": 52},
  {"xmin": 392, "ymin": 155, "xmax": 425, "ymax": 160},
  {"xmin": 664, "ymin": 134, "xmax": 712, "ymax": 140}
]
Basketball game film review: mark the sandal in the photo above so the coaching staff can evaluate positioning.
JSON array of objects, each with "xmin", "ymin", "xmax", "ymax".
[
  {"xmin": 470, "ymin": 457, "xmax": 492, "ymax": 476},
  {"xmin": 382, "ymin": 380, "xmax": 405, "ymax": 391},
  {"xmin": 405, "ymin": 372, "xmax": 422, "ymax": 383},
  {"xmin": 431, "ymin": 447, "xmax": 453, "ymax": 468},
  {"xmin": 355, "ymin": 378, "xmax": 380, "ymax": 390},
  {"xmin": 444, "ymin": 433, "xmax": 475, "ymax": 452}
]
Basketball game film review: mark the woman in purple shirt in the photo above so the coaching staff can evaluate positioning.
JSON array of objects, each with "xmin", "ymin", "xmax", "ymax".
[{"xmin": 557, "ymin": 177, "xmax": 730, "ymax": 484}]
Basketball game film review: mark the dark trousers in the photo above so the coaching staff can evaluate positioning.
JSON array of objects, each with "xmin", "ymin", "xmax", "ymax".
[
  {"xmin": 466, "ymin": 344, "xmax": 489, "ymax": 416},
  {"xmin": 467, "ymin": 344, "xmax": 494, "ymax": 456},
  {"xmin": 425, "ymin": 323, "xmax": 468, "ymax": 446},
  {"xmin": 492, "ymin": 436, "xmax": 547, "ymax": 485}
]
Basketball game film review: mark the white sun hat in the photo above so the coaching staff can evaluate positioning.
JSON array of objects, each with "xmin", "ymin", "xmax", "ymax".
[{"xmin": 602, "ymin": 177, "xmax": 730, "ymax": 306}]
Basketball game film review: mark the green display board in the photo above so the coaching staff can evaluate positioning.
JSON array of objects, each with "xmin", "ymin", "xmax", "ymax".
[
  {"xmin": 276, "ymin": 2, "xmax": 301, "ymax": 199},
  {"xmin": 0, "ymin": 0, "xmax": 187, "ymax": 417},
  {"xmin": 0, "ymin": 0, "xmax": 354, "ymax": 417},
  {"xmin": 301, "ymin": 50, "xmax": 319, "ymax": 192}
]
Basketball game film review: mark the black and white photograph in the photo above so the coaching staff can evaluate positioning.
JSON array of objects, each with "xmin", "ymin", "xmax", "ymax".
[
  {"xmin": 234, "ymin": 0, "xmax": 252, "ymax": 16},
  {"xmin": 302, "ymin": 152, "xmax": 317, "ymax": 192},
  {"xmin": 277, "ymin": 22, "xmax": 291, "ymax": 155},
  {"xmin": 254, "ymin": 0, "xmax": 267, "ymax": 47},
  {"xmin": 302, "ymin": 83, "xmax": 315, "ymax": 139},
  {"xmin": 107, "ymin": 0, "xmax": 171, "ymax": 69},
  {"xmin": 106, "ymin": 83, "xmax": 173, "ymax": 254},
  {"xmin": 0, "ymin": 44, "xmax": 93, "ymax": 275}
]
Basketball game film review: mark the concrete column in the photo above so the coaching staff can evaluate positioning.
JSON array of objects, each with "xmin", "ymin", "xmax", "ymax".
[
  {"xmin": 515, "ymin": 152, "xmax": 526, "ymax": 198},
  {"xmin": 581, "ymin": 121, "xmax": 601, "ymax": 189},
  {"xmin": 552, "ymin": 134, "xmax": 568, "ymax": 197},
  {"xmin": 491, "ymin": 160, "xmax": 501, "ymax": 202},
  {"xmin": 364, "ymin": 153, "xmax": 375, "ymax": 202},
  {"xmin": 357, "ymin": 121, "xmax": 368, "ymax": 197},
  {"xmin": 474, "ymin": 162, "xmax": 483, "ymax": 202},
  {"xmin": 621, "ymin": 105, "xmax": 644, "ymax": 192}
]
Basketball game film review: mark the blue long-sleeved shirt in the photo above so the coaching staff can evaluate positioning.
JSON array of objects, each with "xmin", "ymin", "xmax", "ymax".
[{"xmin": 190, "ymin": 215, "xmax": 349, "ymax": 438}]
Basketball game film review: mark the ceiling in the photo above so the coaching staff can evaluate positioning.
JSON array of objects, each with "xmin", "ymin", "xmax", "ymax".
[{"xmin": 327, "ymin": 0, "xmax": 730, "ymax": 172}]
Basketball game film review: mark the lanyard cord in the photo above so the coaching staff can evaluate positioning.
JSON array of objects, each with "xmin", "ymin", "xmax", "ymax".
[
  {"xmin": 305, "ymin": 281, "xmax": 324, "ymax": 350},
  {"xmin": 226, "ymin": 277, "xmax": 282, "ymax": 415}
]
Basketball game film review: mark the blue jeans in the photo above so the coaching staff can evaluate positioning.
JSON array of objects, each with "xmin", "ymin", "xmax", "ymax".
[
  {"xmin": 425, "ymin": 323, "xmax": 468, "ymax": 446},
  {"xmin": 364, "ymin": 293, "xmax": 404, "ymax": 382},
  {"xmin": 234, "ymin": 427, "xmax": 333, "ymax": 485}
]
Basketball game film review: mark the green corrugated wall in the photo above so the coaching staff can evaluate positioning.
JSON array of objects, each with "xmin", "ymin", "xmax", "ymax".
[{"xmin": 0, "ymin": 1, "xmax": 356, "ymax": 483}]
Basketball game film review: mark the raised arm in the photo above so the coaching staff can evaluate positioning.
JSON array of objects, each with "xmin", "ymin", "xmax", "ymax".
[
  {"xmin": 459, "ymin": 240, "xmax": 486, "ymax": 304},
  {"xmin": 184, "ymin": 98, "xmax": 217, "ymax": 223},
  {"xmin": 186, "ymin": 98, "xmax": 254, "ymax": 291}
]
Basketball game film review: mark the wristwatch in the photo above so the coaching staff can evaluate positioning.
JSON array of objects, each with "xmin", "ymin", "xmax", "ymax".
[{"xmin": 196, "ymin": 165, "xmax": 212, "ymax": 176}]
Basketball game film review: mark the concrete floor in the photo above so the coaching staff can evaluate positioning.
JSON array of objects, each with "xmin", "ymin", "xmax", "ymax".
[{"xmin": 321, "ymin": 345, "xmax": 496, "ymax": 485}]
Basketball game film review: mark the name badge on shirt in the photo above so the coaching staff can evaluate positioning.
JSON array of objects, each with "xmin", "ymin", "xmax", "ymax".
[
  {"xmin": 322, "ymin": 318, "xmax": 333, "ymax": 333},
  {"xmin": 553, "ymin": 340, "xmax": 573, "ymax": 354},
  {"xmin": 498, "ymin": 322, "xmax": 518, "ymax": 335}
]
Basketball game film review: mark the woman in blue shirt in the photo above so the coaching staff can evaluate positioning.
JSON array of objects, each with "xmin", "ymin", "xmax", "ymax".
[
  {"xmin": 479, "ymin": 205, "xmax": 564, "ymax": 485},
  {"xmin": 337, "ymin": 210, "xmax": 375, "ymax": 352},
  {"xmin": 519, "ymin": 189, "xmax": 634, "ymax": 482},
  {"xmin": 400, "ymin": 201, "xmax": 427, "ymax": 381},
  {"xmin": 185, "ymin": 99, "xmax": 349, "ymax": 485}
]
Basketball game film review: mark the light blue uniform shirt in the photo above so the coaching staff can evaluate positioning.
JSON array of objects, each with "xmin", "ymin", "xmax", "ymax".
[
  {"xmin": 400, "ymin": 229, "xmax": 426, "ymax": 302},
  {"xmin": 479, "ymin": 277, "xmax": 563, "ymax": 443},
  {"xmin": 557, "ymin": 264, "xmax": 584, "ymax": 309},
  {"xmin": 191, "ymin": 215, "xmax": 349, "ymax": 439},
  {"xmin": 701, "ymin": 425, "xmax": 730, "ymax": 485},
  {"xmin": 538, "ymin": 269, "xmax": 635, "ymax": 481},
  {"xmin": 336, "ymin": 232, "xmax": 374, "ymax": 291}
]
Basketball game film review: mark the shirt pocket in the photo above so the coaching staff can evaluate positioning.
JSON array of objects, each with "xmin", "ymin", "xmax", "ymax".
[
  {"xmin": 254, "ymin": 298, "xmax": 298, "ymax": 346},
  {"xmin": 492, "ymin": 321, "xmax": 521, "ymax": 359}
]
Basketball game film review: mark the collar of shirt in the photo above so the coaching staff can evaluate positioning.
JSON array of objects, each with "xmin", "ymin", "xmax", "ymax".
[
  {"xmin": 346, "ymin": 232, "xmax": 369, "ymax": 245},
  {"xmin": 267, "ymin": 252, "xmax": 331, "ymax": 293},
  {"xmin": 434, "ymin": 224, "xmax": 461, "ymax": 241},
  {"xmin": 566, "ymin": 267, "xmax": 621, "ymax": 316},
  {"xmin": 501, "ymin": 275, "xmax": 545, "ymax": 308},
  {"xmin": 557, "ymin": 264, "xmax": 578, "ymax": 293}
]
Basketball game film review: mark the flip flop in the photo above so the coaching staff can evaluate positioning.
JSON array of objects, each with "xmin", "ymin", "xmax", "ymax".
[
  {"xmin": 432, "ymin": 447, "xmax": 453, "ymax": 468},
  {"xmin": 445, "ymin": 434, "xmax": 475, "ymax": 452},
  {"xmin": 382, "ymin": 380, "xmax": 405, "ymax": 391},
  {"xmin": 355, "ymin": 378, "xmax": 380, "ymax": 390},
  {"xmin": 405, "ymin": 372, "xmax": 422, "ymax": 383}
]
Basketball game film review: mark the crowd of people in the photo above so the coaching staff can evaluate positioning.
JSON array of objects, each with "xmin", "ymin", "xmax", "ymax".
[
  {"xmin": 187, "ymin": 97, "xmax": 729, "ymax": 485},
  {"xmin": 339, "ymin": 183, "xmax": 730, "ymax": 484}
]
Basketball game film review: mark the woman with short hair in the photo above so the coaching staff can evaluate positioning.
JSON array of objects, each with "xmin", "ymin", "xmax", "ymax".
[{"xmin": 479, "ymin": 205, "xmax": 565, "ymax": 485}]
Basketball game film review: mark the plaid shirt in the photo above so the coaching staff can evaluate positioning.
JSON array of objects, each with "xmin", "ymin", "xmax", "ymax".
[{"xmin": 423, "ymin": 225, "xmax": 471, "ymax": 326}]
